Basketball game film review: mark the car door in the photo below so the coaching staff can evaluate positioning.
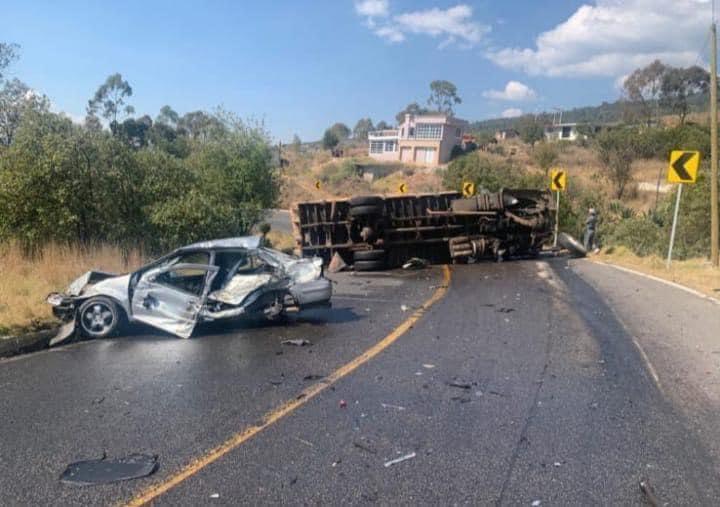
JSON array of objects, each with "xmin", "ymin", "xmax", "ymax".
[{"xmin": 130, "ymin": 251, "xmax": 218, "ymax": 338}]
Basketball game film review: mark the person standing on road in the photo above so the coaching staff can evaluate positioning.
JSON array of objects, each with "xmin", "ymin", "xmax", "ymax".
[{"xmin": 584, "ymin": 208, "xmax": 598, "ymax": 252}]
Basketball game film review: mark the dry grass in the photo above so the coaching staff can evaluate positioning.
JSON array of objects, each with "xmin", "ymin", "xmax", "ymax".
[
  {"xmin": 595, "ymin": 246, "xmax": 720, "ymax": 299},
  {"xmin": 265, "ymin": 231, "xmax": 295, "ymax": 253},
  {"xmin": 0, "ymin": 242, "xmax": 144, "ymax": 335}
]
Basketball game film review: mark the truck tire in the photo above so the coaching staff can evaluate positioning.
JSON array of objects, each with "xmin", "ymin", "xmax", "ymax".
[
  {"xmin": 349, "ymin": 196, "xmax": 383, "ymax": 207},
  {"xmin": 349, "ymin": 204, "xmax": 383, "ymax": 217},
  {"xmin": 558, "ymin": 232, "xmax": 587, "ymax": 258},
  {"xmin": 354, "ymin": 249, "xmax": 386, "ymax": 261},
  {"xmin": 354, "ymin": 259, "xmax": 386, "ymax": 271}
]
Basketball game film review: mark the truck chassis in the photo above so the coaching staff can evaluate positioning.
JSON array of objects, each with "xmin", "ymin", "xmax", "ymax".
[{"xmin": 291, "ymin": 189, "xmax": 555, "ymax": 269}]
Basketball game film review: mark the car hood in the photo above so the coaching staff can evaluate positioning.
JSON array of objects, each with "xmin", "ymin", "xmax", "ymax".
[{"xmin": 65, "ymin": 271, "xmax": 130, "ymax": 300}]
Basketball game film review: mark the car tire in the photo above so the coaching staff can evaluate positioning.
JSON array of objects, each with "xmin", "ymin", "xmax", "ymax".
[
  {"xmin": 349, "ymin": 196, "xmax": 383, "ymax": 207},
  {"xmin": 354, "ymin": 259, "xmax": 386, "ymax": 271},
  {"xmin": 558, "ymin": 232, "xmax": 587, "ymax": 258},
  {"xmin": 78, "ymin": 296, "xmax": 122, "ymax": 338},
  {"xmin": 349, "ymin": 204, "xmax": 383, "ymax": 217},
  {"xmin": 353, "ymin": 249, "xmax": 386, "ymax": 262}
]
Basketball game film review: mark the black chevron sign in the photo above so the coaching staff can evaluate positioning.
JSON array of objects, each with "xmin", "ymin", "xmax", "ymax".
[
  {"xmin": 667, "ymin": 150, "xmax": 699, "ymax": 184},
  {"xmin": 550, "ymin": 169, "xmax": 566, "ymax": 191},
  {"xmin": 553, "ymin": 172, "xmax": 564, "ymax": 189}
]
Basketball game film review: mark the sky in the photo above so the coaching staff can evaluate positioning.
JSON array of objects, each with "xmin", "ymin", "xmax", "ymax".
[{"xmin": 0, "ymin": 0, "xmax": 715, "ymax": 142}]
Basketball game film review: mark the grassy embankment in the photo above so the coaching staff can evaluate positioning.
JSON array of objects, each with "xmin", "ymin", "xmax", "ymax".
[{"xmin": 0, "ymin": 243, "xmax": 144, "ymax": 335}]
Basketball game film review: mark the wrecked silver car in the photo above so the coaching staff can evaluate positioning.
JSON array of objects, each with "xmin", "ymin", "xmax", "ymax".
[{"xmin": 46, "ymin": 236, "xmax": 332, "ymax": 343}]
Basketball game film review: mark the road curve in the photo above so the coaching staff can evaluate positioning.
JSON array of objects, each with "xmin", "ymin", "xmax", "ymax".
[{"xmin": 1, "ymin": 258, "xmax": 719, "ymax": 505}]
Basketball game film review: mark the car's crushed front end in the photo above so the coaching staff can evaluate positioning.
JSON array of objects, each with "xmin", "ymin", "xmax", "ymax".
[{"xmin": 46, "ymin": 271, "xmax": 128, "ymax": 322}]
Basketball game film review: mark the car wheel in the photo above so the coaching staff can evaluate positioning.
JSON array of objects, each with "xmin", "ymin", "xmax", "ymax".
[
  {"xmin": 354, "ymin": 259, "xmax": 386, "ymax": 271},
  {"xmin": 78, "ymin": 297, "xmax": 121, "ymax": 338},
  {"xmin": 353, "ymin": 249, "xmax": 386, "ymax": 262},
  {"xmin": 349, "ymin": 204, "xmax": 383, "ymax": 217}
]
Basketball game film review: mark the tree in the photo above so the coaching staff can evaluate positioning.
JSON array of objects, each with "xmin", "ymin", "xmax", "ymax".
[
  {"xmin": 375, "ymin": 120, "xmax": 390, "ymax": 130},
  {"xmin": 532, "ymin": 142, "xmax": 559, "ymax": 176},
  {"xmin": 518, "ymin": 117, "xmax": 545, "ymax": 146},
  {"xmin": 660, "ymin": 66, "xmax": 710, "ymax": 124},
  {"xmin": 396, "ymin": 102, "xmax": 429, "ymax": 123},
  {"xmin": 595, "ymin": 128, "xmax": 640, "ymax": 199},
  {"xmin": 87, "ymin": 73, "xmax": 135, "ymax": 126},
  {"xmin": 322, "ymin": 128, "xmax": 339, "ymax": 150},
  {"xmin": 623, "ymin": 60, "xmax": 667, "ymax": 127},
  {"xmin": 179, "ymin": 110, "xmax": 224, "ymax": 141},
  {"xmin": 353, "ymin": 118, "xmax": 374, "ymax": 140},
  {"xmin": 0, "ymin": 42, "xmax": 19, "ymax": 81},
  {"xmin": 427, "ymin": 80, "xmax": 461, "ymax": 115},
  {"xmin": 0, "ymin": 78, "xmax": 49, "ymax": 146},
  {"xmin": 329, "ymin": 122, "xmax": 351, "ymax": 140},
  {"xmin": 292, "ymin": 134, "xmax": 302, "ymax": 151},
  {"xmin": 156, "ymin": 105, "xmax": 180, "ymax": 127}
]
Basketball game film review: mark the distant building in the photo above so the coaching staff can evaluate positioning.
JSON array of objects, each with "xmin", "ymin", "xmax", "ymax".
[
  {"xmin": 495, "ymin": 128, "xmax": 519, "ymax": 141},
  {"xmin": 544, "ymin": 122, "xmax": 580, "ymax": 141},
  {"xmin": 367, "ymin": 113, "xmax": 468, "ymax": 165}
]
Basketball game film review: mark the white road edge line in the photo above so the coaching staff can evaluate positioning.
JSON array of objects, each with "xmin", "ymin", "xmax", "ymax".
[{"xmin": 590, "ymin": 260, "xmax": 720, "ymax": 306}]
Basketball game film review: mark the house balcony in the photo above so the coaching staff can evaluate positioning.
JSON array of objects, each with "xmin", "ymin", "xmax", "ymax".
[{"xmin": 368, "ymin": 129, "xmax": 399, "ymax": 140}]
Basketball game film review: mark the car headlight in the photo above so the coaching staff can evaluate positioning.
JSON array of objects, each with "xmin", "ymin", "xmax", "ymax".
[{"xmin": 46, "ymin": 293, "xmax": 66, "ymax": 306}]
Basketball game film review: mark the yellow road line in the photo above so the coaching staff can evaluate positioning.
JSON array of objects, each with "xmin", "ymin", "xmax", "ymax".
[{"xmin": 124, "ymin": 265, "xmax": 452, "ymax": 507}]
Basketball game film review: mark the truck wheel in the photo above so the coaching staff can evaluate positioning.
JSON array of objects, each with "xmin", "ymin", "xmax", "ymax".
[
  {"xmin": 349, "ymin": 196, "xmax": 383, "ymax": 207},
  {"xmin": 78, "ymin": 297, "xmax": 122, "ymax": 338},
  {"xmin": 558, "ymin": 232, "xmax": 587, "ymax": 258},
  {"xmin": 349, "ymin": 204, "xmax": 383, "ymax": 217},
  {"xmin": 354, "ymin": 259, "xmax": 386, "ymax": 271},
  {"xmin": 353, "ymin": 249, "xmax": 386, "ymax": 261}
]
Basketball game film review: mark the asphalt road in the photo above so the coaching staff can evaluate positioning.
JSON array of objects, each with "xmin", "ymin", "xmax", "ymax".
[
  {"xmin": 263, "ymin": 209, "xmax": 291, "ymax": 235},
  {"xmin": 1, "ymin": 257, "xmax": 719, "ymax": 505}
]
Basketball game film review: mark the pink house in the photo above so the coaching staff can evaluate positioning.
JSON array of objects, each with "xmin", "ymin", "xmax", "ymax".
[{"xmin": 368, "ymin": 113, "xmax": 468, "ymax": 166}]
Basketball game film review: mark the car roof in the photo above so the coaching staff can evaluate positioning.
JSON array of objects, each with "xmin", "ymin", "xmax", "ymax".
[{"xmin": 176, "ymin": 236, "xmax": 262, "ymax": 253}]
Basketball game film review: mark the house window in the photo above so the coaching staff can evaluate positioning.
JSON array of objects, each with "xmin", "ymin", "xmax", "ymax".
[
  {"xmin": 455, "ymin": 128, "xmax": 461, "ymax": 137},
  {"xmin": 415, "ymin": 123, "xmax": 442, "ymax": 139},
  {"xmin": 384, "ymin": 141, "xmax": 396, "ymax": 152},
  {"xmin": 561, "ymin": 126, "xmax": 572, "ymax": 138},
  {"xmin": 370, "ymin": 141, "xmax": 384, "ymax": 154}
]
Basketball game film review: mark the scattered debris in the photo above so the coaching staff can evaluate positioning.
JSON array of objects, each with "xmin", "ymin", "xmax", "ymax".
[
  {"xmin": 210, "ymin": 493, "xmax": 220, "ymax": 499},
  {"xmin": 303, "ymin": 374, "xmax": 325, "ymax": 381},
  {"xmin": 353, "ymin": 441, "xmax": 377, "ymax": 454},
  {"xmin": 383, "ymin": 452, "xmax": 416, "ymax": 468},
  {"xmin": 400, "ymin": 304, "xmax": 409, "ymax": 312},
  {"xmin": 92, "ymin": 396, "xmax": 105, "ymax": 405},
  {"xmin": 553, "ymin": 462, "xmax": 562, "ymax": 467},
  {"xmin": 451, "ymin": 396, "xmax": 471, "ymax": 403},
  {"xmin": 332, "ymin": 459, "xmax": 341, "ymax": 467},
  {"xmin": 422, "ymin": 364, "xmax": 435, "ymax": 369},
  {"xmin": 402, "ymin": 257, "xmax": 429, "ymax": 270},
  {"xmin": 339, "ymin": 399, "xmax": 347, "ymax": 408},
  {"xmin": 447, "ymin": 379, "xmax": 472, "ymax": 389},
  {"xmin": 328, "ymin": 252, "xmax": 348, "ymax": 273},
  {"xmin": 496, "ymin": 307, "xmax": 515, "ymax": 313},
  {"xmin": 381, "ymin": 402, "xmax": 406, "ymax": 411},
  {"xmin": 531, "ymin": 500, "xmax": 541, "ymax": 507},
  {"xmin": 290, "ymin": 476, "xmax": 298, "ymax": 486},
  {"xmin": 281, "ymin": 339, "xmax": 311, "ymax": 347},
  {"xmin": 60, "ymin": 453, "xmax": 158, "ymax": 486},
  {"xmin": 269, "ymin": 379, "xmax": 284, "ymax": 386},
  {"xmin": 639, "ymin": 480, "xmax": 659, "ymax": 506}
]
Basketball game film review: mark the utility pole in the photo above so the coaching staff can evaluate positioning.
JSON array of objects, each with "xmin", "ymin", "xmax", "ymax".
[{"xmin": 711, "ymin": 21, "xmax": 719, "ymax": 266}]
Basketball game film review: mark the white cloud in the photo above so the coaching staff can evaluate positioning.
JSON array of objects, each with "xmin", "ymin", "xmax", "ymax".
[
  {"xmin": 483, "ymin": 81, "xmax": 537, "ymax": 101},
  {"xmin": 356, "ymin": 3, "xmax": 489, "ymax": 48},
  {"xmin": 501, "ymin": 108, "xmax": 523, "ymax": 118},
  {"xmin": 486, "ymin": 0, "xmax": 710, "ymax": 77},
  {"xmin": 354, "ymin": 0, "xmax": 389, "ymax": 18}
]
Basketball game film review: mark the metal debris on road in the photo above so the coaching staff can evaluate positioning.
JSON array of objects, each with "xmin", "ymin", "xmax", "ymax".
[
  {"xmin": 496, "ymin": 307, "xmax": 515, "ymax": 313},
  {"xmin": 402, "ymin": 257, "xmax": 429, "ymax": 270},
  {"xmin": 401, "ymin": 304, "xmax": 409, "ymax": 312},
  {"xmin": 303, "ymin": 374, "xmax": 325, "ymax": 381},
  {"xmin": 639, "ymin": 480, "xmax": 659, "ymax": 506},
  {"xmin": 422, "ymin": 364, "xmax": 435, "ymax": 369},
  {"xmin": 60, "ymin": 453, "xmax": 158, "ymax": 486},
  {"xmin": 447, "ymin": 379, "xmax": 473, "ymax": 389},
  {"xmin": 383, "ymin": 452, "xmax": 416, "ymax": 468},
  {"xmin": 281, "ymin": 339, "xmax": 312, "ymax": 346},
  {"xmin": 339, "ymin": 399, "xmax": 347, "ymax": 408},
  {"xmin": 531, "ymin": 501, "xmax": 541, "ymax": 506},
  {"xmin": 381, "ymin": 402, "xmax": 406, "ymax": 411},
  {"xmin": 210, "ymin": 493, "xmax": 220, "ymax": 499}
]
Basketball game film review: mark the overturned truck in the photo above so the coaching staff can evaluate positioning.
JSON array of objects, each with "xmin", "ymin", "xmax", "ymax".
[{"xmin": 291, "ymin": 189, "xmax": 555, "ymax": 270}]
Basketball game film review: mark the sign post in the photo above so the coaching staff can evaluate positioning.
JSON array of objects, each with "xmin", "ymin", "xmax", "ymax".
[
  {"xmin": 550, "ymin": 169, "xmax": 567, "ymax": 247},
  {"xmin": 665, "ymin": 150, "xmax": 700, "ymax": 268}
]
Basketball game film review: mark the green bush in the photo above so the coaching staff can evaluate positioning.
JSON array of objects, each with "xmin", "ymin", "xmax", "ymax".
[
  {"xmin": 319, "ymin": 160, "xmax": 358, "ymax": 186},
  {"xmin": 607, "ymin": 215, "xmax": 664, "ymax": 256},
  {"xmin": 442, "ymin": 152, "xmax": 541, "ymax": 192}
]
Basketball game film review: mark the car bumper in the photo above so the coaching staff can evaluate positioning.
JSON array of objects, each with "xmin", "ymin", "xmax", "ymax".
[
  {"xmin": 290, "ymin": 278, "xmax": 332, "ymax": 307},
  {"xmin": 46, "ymin": 293, "xmax": 77, "ymax": 322}
]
